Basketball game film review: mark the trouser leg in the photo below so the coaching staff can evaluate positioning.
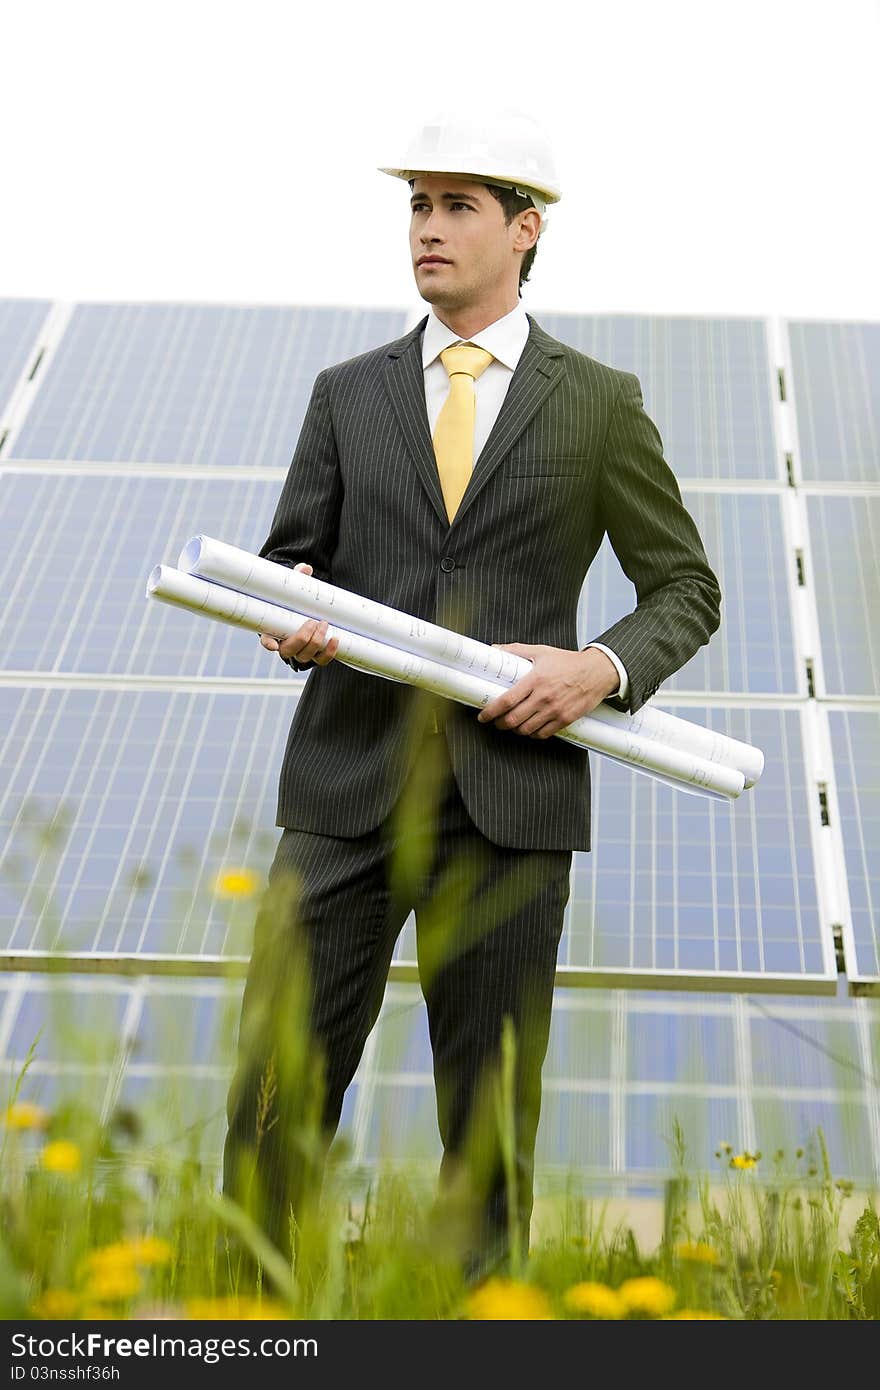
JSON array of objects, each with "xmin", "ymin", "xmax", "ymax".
[
  {"xmin": 222, "ymin": 820, "xmax": 409, "ymax": 1261},
  {"xmin": 414, "ymin": 738, "xmax": 572, "ymax": 1281}
]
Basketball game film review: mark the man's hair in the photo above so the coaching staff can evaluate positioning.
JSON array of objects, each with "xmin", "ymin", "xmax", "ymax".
[{"xmin": 485, "ymin": 184, "xmax": 539, "ymax": 293}]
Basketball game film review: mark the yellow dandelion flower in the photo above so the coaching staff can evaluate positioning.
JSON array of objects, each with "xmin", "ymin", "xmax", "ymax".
[
  {"xmin": 39, "ymin": 1140, "xmax": 81, "ymax": 1174},
  {"xmin": 731, "ymin": 1153, "xmax": 758, "ymax": 1170},
  {"xmin": 617, "ymin": 1276, "xmax": 677, "ymax": 1316},
  {"xmin": 563, "ymin": 1281, "xmax": 625, "ymax": 1319},
  {"xmin": 3, "ymin": 1101, "xmax": 50, "ymax": 1131},
  {"xmin": 213, "ymin": 868, "xmax": 260, "ymax": 898},
  {"xmin": 125, "ymin": 1236, "xmax": 173, "ymax": 1267},
  {"xmin": 465, "ymin": 1277, "xmax": 555, "ymax": 1321},
  {"xmin": 31, "ymin": 1289, "xmax": 80, "ymax": 1319},
  {"xmin": 675, "ymin": 1241, "xmax": 720, "ymax": 1266},
  {"xmin": 85, "ymin": 1267, "xmax": 142, "ymax": 1301},
  {"xmin": 81, "ymin": 1242, "xmax": 137, "ymax": 1274},
  {"xmin": 663, "ymin": 1308, "xmax": 727, "ymax": 1319},
  {"xmin": 185, "ymin": 1296, "xmax": 289, "ymax": 1320}
]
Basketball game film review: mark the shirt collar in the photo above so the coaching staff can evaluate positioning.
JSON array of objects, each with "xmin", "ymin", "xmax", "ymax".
[{"xmin": 422, "ymin": 303, "xmax": 530, "ymax": 372}]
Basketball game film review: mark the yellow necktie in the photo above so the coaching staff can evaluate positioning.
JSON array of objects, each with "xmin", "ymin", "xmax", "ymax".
[{"xmin": 432, "ymin": 342, "xmax": 494, "ymax": 522}]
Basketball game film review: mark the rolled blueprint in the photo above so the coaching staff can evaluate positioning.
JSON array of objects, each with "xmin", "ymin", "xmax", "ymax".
[
  {"xmin": 147, "ymin": 563, "xmax": 746, "ymax": 801},
  {"xmin": 178, "ymin": 534, "xmax": 764, "ymax": 789}
]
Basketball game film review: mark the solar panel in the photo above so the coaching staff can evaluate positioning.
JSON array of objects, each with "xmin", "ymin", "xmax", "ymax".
[
  {"xmin": 0, "ymin": 473, "xmax": 283, "ymax": 678},
  {"xmin": 577, "ymin": 492, "xmax": 799, "ymax": 694},
  {"xmin": 625, "ymin": 1009, "xmax": 737, "ymax": 1084},
  {"xmin": 9, "ymin": 304, "xmax": 408, "ymax": 468},
  {"xmin": 789, "ymin": 321, "xmax": 880, "ymax": 482},
  {"xmin": 0, "ymin": 681, "xmax": 834, "ymax": 990},
  {"xmin": 539, "ymin": 313, "xmax": 778, "ymax": 480},
  {"xmin": 5, "ymin": 976, "xmax": 128, "ymax": 1065},
  {"xmin": 0, "ymin": 686, "xmax": 283, "ymax": 958},
  {"xmin": 751, "ymin": 1097, "xmax": 876, "ymax": 1178},
  {"xmin": 4, "ymin": 975, "xmax": 878, "ymax": 1188},
  {"xmin": 561, "ymin": 705, "xmax": 831, "ymax": 984},
  {"xmin": 0, "ymin": 299, "xmax": 50, "ymax": 421},
  {"xmin": 827, "ymin": 709, "xmax": 880, "ymax": 984},
  {"xmin": 0, "ymin": 475, "xmax": 798, "ymax": 698},
  {"xmin": 807, "ymin": 495, "xmax": 880, "ymax": 696},
  {"xmin": 388, "ymin": 706, "xmax": 833, "ymax": 990}
]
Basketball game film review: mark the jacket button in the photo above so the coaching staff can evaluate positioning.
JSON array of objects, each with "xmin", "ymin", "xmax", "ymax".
[{"xmin": 440, "ymin": 556, "xmax": 456, "ymax": 572}]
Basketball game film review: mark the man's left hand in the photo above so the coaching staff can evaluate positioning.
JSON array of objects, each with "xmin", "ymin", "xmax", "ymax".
[{"xmin": 476, "ymin": 644, "xmax": 621, "ymax": 739}]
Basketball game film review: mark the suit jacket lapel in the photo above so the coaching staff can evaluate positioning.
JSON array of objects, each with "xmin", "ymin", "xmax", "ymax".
[
  {"xmin": 382, "ymin": 312, "xmax": 566, "ymax": 530},
  {"xmin": 382, "ymin": 316, "xmax": 449, "ymax": 527}
]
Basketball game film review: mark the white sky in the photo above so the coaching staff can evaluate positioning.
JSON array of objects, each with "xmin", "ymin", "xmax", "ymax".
[{"xmin": 1, "ymin": 0, "xmax": 878, "ymax": 319}]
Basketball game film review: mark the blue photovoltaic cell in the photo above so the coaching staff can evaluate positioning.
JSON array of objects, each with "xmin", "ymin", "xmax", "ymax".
[
  {"xmin": 539, "ymin": 313, "xmax": 778, "ymax": 480},
  {"xmin": 544, "ymin": 996, "xmax": 614, "ymax": 1080},
  {"xmin": 5, "ymin": 979, "xmax": 129, "ymax": 1065},
  {"xmin": 827, "ymin": 710, "xmax": 880, "ymax": 980},
  {"xmin": 751, "ymin": 1097, "xmax": 876, "ymax": 1179},
  {"xmin": 535, "ymin": 1089, "xmax": 612, "ymax": 1173},
  {"xmin": 626, "ymin": 1093, "xmax": 740, "ymax": 1174},
  {"xmin": 0, "ymin": 473, "xmax": 288, "ymax": 678},
  {"xmin": 788, "ymin": 321, "xmax": 880, "ymax": 482},
  {"xmin": 114, "ymin": 1070, "xmax": 230, "ymax": 1157},
  {"xmin": 10, "ymin": 304, "xmax": 408, "ymax": 467},
  {"xmin": 390, "ymin": 709, "xmax": 827, "ymax": 982},
  {"xmin": 577, "ymin": 491, "xmax": 798, "ymax": 694},
  {"xmin": 130, "ymin": 989, "xmax": 240, "ymax": 1067},
  {"xmin": 364, "ymin": 1081, "xmax": 441, "ymax": 1164},
  {"xmin": 0, "ymin": 686, "xmax": 290, "ymax": 957},
  {"xmin": 0, "ymin": 300, "xmax": 50, "ymax": 418},
  {"xmin": 625, "ymin": 1010, "xmax": 737, "ymax": 1085},
  {"xmin": 557, "ymin": 707, "xmax": 827, "ymax": 979},
  {"xmin": 807, "ymin": 495, "xmax": 880, "ymax": 697},
  {"xmin": 750, "ymin": 1014, "xmax": 862, "ymax": 1090}
]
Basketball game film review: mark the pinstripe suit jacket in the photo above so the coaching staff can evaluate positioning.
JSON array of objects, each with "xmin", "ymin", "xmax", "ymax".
[{"xmin": 260, "ymin": 313, "xmax": 721, "ymax": 851}]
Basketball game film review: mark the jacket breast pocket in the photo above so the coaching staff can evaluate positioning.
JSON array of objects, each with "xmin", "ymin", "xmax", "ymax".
[{"xmin": 502, "ymin": 456, "xmax": 584, "ymax": 478}]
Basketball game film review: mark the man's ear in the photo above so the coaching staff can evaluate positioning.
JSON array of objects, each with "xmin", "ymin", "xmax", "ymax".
[{"xmin": 513, "ymin": 207, "xmax": 541, "ymax": 253}]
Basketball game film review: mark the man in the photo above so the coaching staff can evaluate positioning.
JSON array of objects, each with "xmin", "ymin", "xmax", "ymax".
[{"xmin": 222, "ymin": 111, "xmax": 722, "ymax": 1286}]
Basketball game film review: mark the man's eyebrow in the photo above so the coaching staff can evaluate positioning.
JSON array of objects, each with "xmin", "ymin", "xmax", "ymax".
[{"xmin": 410, "ymin": 190, "xmax": 481, "ymax": 204}]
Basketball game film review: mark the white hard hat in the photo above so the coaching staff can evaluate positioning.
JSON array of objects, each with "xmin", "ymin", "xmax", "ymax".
[{"xmin": 379, "ymin": 109, "xmax": 561, "ymax": 213}]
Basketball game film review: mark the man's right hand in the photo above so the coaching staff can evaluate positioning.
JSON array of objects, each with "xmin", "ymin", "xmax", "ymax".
[{"xmin": 259, "ymin": 563, "xmax": 341, "ymax": 668}]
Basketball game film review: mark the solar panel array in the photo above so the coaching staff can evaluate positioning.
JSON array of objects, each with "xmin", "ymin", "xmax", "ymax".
[
  {"xmin": 1, "ymin": 299, "xmax": 878, "ymax": 1191},
  {"xmin": 2, "ymin": 974, "xmax": 877, "ymax": 1192}
]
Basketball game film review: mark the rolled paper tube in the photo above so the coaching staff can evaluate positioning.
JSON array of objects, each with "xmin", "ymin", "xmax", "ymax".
[
  {"xmin": 178, "ymin": 534, "xmax": 763, "ymax": 788},
  {"xmin": 147, "ymin": 564, "xmax": 745, "ymax": 801}
]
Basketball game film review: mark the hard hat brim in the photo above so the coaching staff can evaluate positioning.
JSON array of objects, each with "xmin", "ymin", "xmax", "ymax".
[{"xmin": 378, "ymin": 164, "xmax": 561, "ymax": 205}]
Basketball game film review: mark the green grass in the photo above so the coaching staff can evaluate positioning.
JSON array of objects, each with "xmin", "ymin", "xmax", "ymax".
[
  {"xmin": 2, "ymin": 791, "xmax": 878, "ymax": 1319},
  {"xmin": 2, "ymin": 1037, "xmax": 879, "ymax": 1320}
]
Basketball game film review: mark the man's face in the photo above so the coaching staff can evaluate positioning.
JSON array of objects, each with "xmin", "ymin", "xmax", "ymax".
[{"xmin": 409, "ymin": 174, "xmax": 523, "ymax": 311}]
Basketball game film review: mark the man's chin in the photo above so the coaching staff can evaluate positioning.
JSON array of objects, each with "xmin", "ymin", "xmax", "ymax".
[{"xmin": 414, "ymin": 280, "xmax": 461, "ymax": 308}]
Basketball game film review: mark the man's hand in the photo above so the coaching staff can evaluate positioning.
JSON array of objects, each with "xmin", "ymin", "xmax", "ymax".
[
  {"xmin": 476, "ymin": 644, "xmax": 620, "ymax": 739},
  {"xmin": 259, "ymin": 563, "xmax": 341, "ymax": 667}
]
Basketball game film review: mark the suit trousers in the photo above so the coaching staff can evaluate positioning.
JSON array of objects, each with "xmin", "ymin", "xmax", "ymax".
[{"xmin": 222, "ymin": 726, "xmax": 573, "ymax": 1280}]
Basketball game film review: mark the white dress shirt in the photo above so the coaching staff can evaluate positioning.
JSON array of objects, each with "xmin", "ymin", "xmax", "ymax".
[{"xmin": 421, "ymin": 304, "xmax": 630, "ymax": 702}]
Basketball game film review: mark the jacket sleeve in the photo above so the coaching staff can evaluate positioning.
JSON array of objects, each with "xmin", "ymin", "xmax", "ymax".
[
  {"xmin": 588, "ymin": 371, "xmax": 722, "ymax": 714},
  {"xmin": 257, "ymin": 368, "xmax": 343, "ymax": 671}
]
